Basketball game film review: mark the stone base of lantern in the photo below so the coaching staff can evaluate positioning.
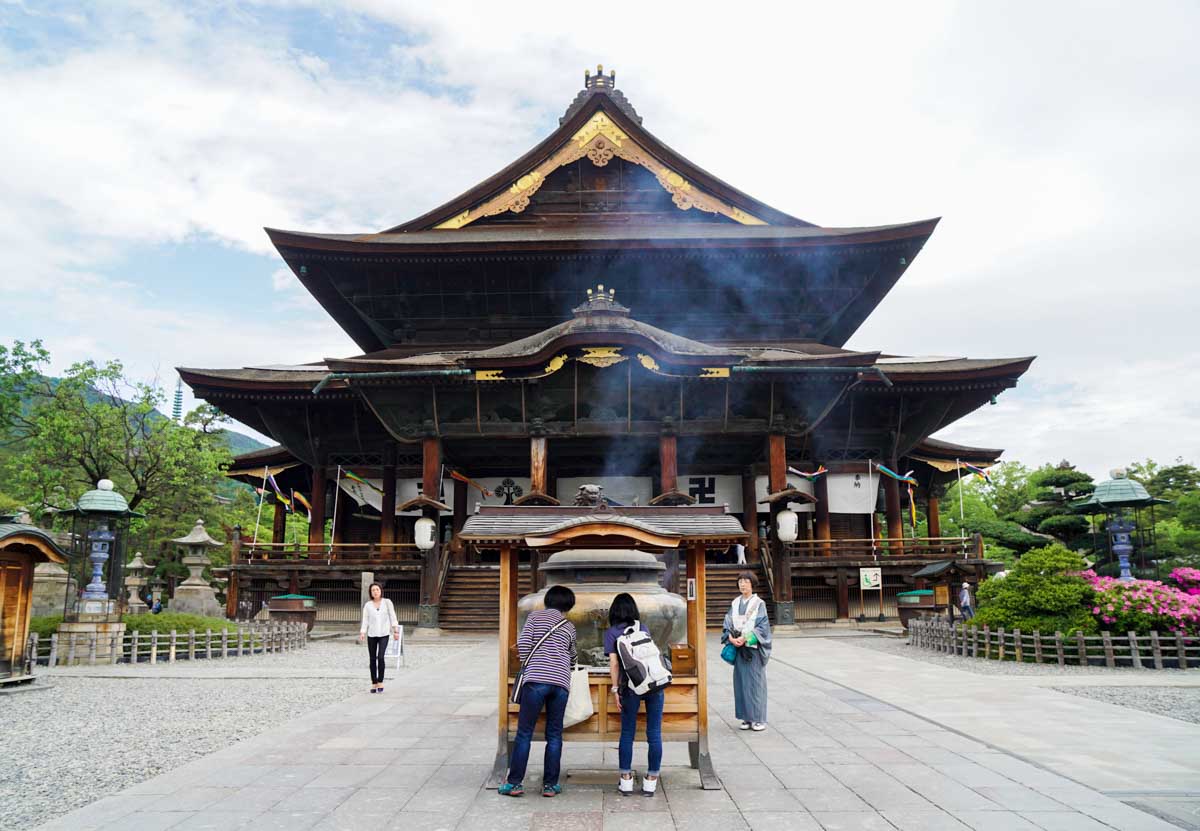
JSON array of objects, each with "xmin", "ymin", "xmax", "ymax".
[
  {"xmin": 774, "ymin": 600, "xmax": 795, "ymax": 626},
  {"xmin": 170, "ymin": 583, "xmax": 224, "ymax": 618},
  {"xmin": 56, "ymin": 617, "xmax": 126, "ymax": 665},
  {"xmin": 418, "ymin": 604, "xmax": 439, "ymax": 628}
]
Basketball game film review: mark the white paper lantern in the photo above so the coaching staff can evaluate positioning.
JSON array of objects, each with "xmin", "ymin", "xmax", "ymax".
[
  {"xmin": 414, "ymin": 517, "xmax": 437, "ymax": 551},
  {"xmin": 776, "ymin": 508, "xmax": 799, "ymax": 543}
]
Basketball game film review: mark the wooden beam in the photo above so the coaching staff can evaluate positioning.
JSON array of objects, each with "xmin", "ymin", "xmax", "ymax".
[
  {"xmin": 741, "ymin": 474, "xmax": 759, "ymax": 562},
  {"xmin": 380, "ymin": 444, "xmax": 397, "ymax": 546},
  {"xmin": 530, "ymin": 436, "xmax": 548, "ymax": 495},
  {"xmin": 659, "ymin": 433, "xmax": 678, "ymax": 496},
  {"xmin": 307, "ymin": 464, "xmax": 326, "ymax": 545},
  {"xmin": 271, "ymin": 501, "xmax": 287, "ymax": 545}
]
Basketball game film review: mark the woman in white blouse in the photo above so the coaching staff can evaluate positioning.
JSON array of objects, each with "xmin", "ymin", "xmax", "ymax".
[{"xmin": 358, "ymin": 583, "xmax": 399, "ymax": 693}]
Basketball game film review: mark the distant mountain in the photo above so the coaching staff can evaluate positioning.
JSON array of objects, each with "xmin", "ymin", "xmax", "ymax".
[{"xmin": 216, "ymin": 429, "xmax": 268, "ymax": 456}]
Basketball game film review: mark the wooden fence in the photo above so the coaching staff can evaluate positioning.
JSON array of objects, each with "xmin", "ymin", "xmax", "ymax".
[
  {"xmin": 908, "ymin": 618, "xmax": 1200, "ymax": 669},
  {"xmin": 24, "ymin": 622, "xmax": 307, "ymax": 670}
]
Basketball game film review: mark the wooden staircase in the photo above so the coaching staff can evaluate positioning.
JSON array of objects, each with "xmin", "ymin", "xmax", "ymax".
[
  {"xmin": 437, "ymin": 562, "xmax": 774, "ymax": 631},
  {"xmin": 699, "ymin": 564, "xmax": 775, "ymax": 629},
  {"xmin": 439, "ymin": 566, "xmax": 533, "ymax": 630}
]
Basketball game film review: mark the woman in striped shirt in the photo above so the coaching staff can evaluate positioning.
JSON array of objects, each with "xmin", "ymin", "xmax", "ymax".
[{"xmin": 500, "ymin": 585, "xmax": 577, "ymax": 798}]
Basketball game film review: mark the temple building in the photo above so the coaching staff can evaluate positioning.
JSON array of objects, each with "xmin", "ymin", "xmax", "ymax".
[{"xmin": 183, "ymin": 68, "xmax": 1032, "ymax": 628}]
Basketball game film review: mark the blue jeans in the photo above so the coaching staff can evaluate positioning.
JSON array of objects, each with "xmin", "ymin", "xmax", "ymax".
[
  {"xmin": 507, "ymin": 682, "xmax": 569, "ymax": 787},
  {"xmin": 619, "ymin": 687, "xmax": 664, "ymax": 775}
]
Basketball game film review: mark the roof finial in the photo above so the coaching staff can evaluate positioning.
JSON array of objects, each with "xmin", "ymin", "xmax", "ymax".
[
  {"xmin": 573, "ymin": 283, "xmax": 630, "ymax": 316},
  {"xmin": 584, "ymin": 64, "xmax": 616, "ymax": 91}
]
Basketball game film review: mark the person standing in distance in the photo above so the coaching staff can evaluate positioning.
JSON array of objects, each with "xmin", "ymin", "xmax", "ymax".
[
  {"xmin": 358, "ymin": 582, "xmax": 399, "ymax": 694},
  {"xmin": 722, "ymin": 571, "xmax": 771, "ymax": 731}
]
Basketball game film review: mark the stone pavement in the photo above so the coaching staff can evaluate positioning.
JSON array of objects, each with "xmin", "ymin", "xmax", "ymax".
[{"xmin": 34, "ymin": 634, "xmax": 1194, "ymax": 830}]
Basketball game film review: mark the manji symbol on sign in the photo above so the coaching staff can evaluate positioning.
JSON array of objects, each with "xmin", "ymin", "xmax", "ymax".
[{"xmin": 687, "ymin": 476, "xmax": 717, "ymax": 504}]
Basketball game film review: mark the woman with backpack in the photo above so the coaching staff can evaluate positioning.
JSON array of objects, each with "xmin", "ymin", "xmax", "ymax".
[
  {"xmin": 500, "ymin": 585, "xmax": 578, "ymax": 799},
  {"xmin": 357, "ymin": 582, "xmax": 399, "ymax": 694},
  {"xmin": 722, "ymin": 570, "xmax": 771, "ymax": 731},
  {"xmin": 605, "ymin": 592, "xmax": 665, "ymax": 797}
]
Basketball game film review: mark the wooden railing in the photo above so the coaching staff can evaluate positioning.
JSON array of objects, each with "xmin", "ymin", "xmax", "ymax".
[
  {"xmin": 26, "ymin": 622, "xmax": 307, "ymax": 670},
  {"xmin": 756, "ymin": 540, "xmax": 778, "ymax": 600},
  {"xmin": 786, "ymin": 535, "xmax": 984, "ymax": 560},
  {"xmin": 909, "ymin": 619, "xmax": 1199, "ymax": 669},
  {"xmin": 232, "ymin": 540, "xmax": 424, "ymax": 563}
]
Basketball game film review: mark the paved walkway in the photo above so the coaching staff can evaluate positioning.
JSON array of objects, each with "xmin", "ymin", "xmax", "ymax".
[{"xmin": 35, "ymin": 634, "xmax": 1195, "ymax": 831}]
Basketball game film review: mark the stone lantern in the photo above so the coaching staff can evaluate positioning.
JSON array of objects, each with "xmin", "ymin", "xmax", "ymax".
[
  {"xmin": 57, "ymin": 479, "xmax": 141, "ymax": 662},
  {"xmin": 124, "ymin": 552, "xmax": 149, "ymax": 614},
  {"xmin": 169, "ymin": 519, "xmax": 224, "ymax": 618}
]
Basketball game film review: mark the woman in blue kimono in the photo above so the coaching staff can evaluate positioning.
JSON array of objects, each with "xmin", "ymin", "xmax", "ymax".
[{"xmin": 722, "ymin": 570, "xmax": 771, "ymax": 731}]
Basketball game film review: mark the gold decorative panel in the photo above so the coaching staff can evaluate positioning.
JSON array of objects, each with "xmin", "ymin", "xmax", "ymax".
[
  {"xmin": 434, "ymin": 111, "xmax": 767, "ymax": 229},
  {"xmin": 578, "ymin": 347, "xmax": 626, "ymax": 368}
]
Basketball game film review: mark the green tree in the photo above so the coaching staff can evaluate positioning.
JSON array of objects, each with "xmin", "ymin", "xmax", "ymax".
[{"xmin": 973, "ymin": 544, "xmax": 1097, "ymax": 634}]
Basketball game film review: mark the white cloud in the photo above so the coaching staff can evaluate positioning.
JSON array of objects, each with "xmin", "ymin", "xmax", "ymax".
[{"xmin": 1, "ymin": 1, "xmax": 1198, "ymax": 471}]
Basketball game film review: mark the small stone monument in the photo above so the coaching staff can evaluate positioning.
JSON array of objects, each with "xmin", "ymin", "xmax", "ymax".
[
  {"xmin": 124, "ymin": 552, "xmax": 150, "ymax": 615},
  {"xmin": 168, "ymin": 520, "xmax": 224, "ymax": 618}
]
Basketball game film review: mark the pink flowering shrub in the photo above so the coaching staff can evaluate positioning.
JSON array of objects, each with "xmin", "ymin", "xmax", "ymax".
[
  {"xmin": 1080, "ymin": 570, "xmax": 1200, "ymax": 635},
  {"xmin": 1169, "ymin": 567, "xmax": 1200, "ymax": 596}
]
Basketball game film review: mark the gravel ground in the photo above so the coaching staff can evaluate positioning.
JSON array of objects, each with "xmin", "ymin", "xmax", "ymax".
[
  {"xmin": 0, "ymin": 637, "xmax": 479, "ymax": 831},
  {"xmin": 849, "ymin": 631, "xmax": 1199, "ymax": 677},
  {"xmin": 1049, "ymin": 685, "xmax": 1200, "ymax": 725}
]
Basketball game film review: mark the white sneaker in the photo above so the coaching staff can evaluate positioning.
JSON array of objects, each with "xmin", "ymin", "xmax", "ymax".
[
  {"xmin": 642, "ymin": 776, "xmax": 658, "ymax": 796},
  {"xmin": 618, "ymin": 774, "xmax": 634, "ymax": 795},
  {"xmin": 751, "ymin": 722, "xmax": 767, "ymax": 732},
  {"xmin": 739, "ymin": 721, "xmax": 751, "ymax": 730}
]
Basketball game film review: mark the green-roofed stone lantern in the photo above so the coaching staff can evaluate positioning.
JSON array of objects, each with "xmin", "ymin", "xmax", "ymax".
[
  {"xmin": 58, "ymin": 479, "xmax": 141, "ymax": 663},
  {"xmin": 1073, "ymin": 468, "xmax": 1170, "ymax": 580}
]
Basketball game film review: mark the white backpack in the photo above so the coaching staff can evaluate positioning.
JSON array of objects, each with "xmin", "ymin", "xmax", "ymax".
[{"xmin": 616, "ymin": 620, "xmax": 672, "ymax": 695}]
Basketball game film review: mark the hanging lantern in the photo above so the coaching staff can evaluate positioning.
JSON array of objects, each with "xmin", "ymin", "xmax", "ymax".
[
  {"xmin": 414, "ymin": 516, "xmax": 438, "ymax": 551},
  {"xmin": 776, "ymin": 508, "xmax": 799, "ymax": 543}
]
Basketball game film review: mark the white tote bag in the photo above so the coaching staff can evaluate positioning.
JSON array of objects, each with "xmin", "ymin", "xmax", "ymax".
[{"xmin": 561, "ymin": 665, "xmax": 593, "ymax": 728}]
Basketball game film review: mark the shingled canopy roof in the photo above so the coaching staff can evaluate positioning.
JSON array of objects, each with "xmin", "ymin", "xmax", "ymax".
[{"xmin": 460, "ymin": 505, "xmax": 747, "ymax": 547}]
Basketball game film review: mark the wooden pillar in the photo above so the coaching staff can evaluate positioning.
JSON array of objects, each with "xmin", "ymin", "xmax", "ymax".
[
  {"xmin": 884, "ymin": 475, "xmax": 904, "ymax": 555},
  {"xmin": 288, "ymin": 571, "xmax": 299, "ymax": 595},
  {"xmin": 307, "ymin": 464, "xmax": 326, "ymax": 546},
  {"xmin": 529, "ymin": 548, "xmax": 542, "ymax": 592},
  {"xmin": 452, "ymin": 477, "xmax": 468, "ymax": 535},
  {"xmin": 765, "ymin": 433, "xmax": 792, "ymax": 607},
  {"xmin": 659, "ymin": 433, "xmax": 678, "ymax": 495},
  {"xmin": 814, "ymin": 471, "xmax": 832, "ymax": 556},
  {"xmin": 927, "ymin": 488, "xmax": 942, "ymax": 538},
  {"xmin": 332, "ymin": 497, "xmax": 349, "ymax": 545},
  {"xmin": 530, "ymin": 436, "xmax": 547, "ymax": 495},
  {"xmin": 767, "ymin": 434, "xmax": 787, "ymax": 493},
  {"xmin": 422, "ymin": 437, "xmax": 441, "ymax": 501},
  {"xmin": 271, "ymin": 501, "xmax": 286, "ymax": 545},
  {"xmin": 380, "ymin": 445, "xmax": 397, "ymax": 546},
  {"xmin": 225, "ymin": 574, "xmax": 238, "ymax": 619},
  {"xmin": 686, "ymin": 541, "xmax": 718, "ymax": 788},
  {"xmin": 494, "ymin": 542, "xmax": 517, "ymax": 785},
  {"xmin": 836, "ymin": 568, "xmax": 850, "ymax": 620},
  {"xmin": 741, "ymin": 474, "xmax": 760, "ymax": 562}
]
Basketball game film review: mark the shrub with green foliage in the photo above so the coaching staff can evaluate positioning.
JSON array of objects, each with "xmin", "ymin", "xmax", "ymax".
[
  {"xmin": 27, "ymin": 612, "xmax": 237, "ymax": 640},
  {"xmin": 122, "ymin": 612, "xmax": 238, "ymax": 634},
  {"xmin": 28, "ymin": 615, "xmax": 63, "ymax": 640},
  {"xmin": 973, "ymin": 544, "xmax": 1097, "ymax": 634}
]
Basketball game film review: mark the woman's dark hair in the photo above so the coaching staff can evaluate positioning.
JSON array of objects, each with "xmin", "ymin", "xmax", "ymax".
[
  {"xmin": 608, "ymin": 592, "xmax": 639, "ymax": 627},
  {"xmin": 736, "ymin": 570, "xmax": 757, "ymax": 589},
  {"xmin": 544, "ymin": 585, "xmax": 576, "ymax": 613},
  {"xmin": 368, "ymin": 582, "xmax": 384, "ymax": 598}
]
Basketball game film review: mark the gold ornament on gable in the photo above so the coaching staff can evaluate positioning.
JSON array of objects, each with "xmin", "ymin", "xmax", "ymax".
[{"xmin": 578, "ymin": 346, "xmax": 626, "ymax": 368}]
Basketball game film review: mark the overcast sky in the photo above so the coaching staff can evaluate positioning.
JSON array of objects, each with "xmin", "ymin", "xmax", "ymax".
[{"xmin": 2, "ymin": 1, "xmax": 1197, "ymax": 478}]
